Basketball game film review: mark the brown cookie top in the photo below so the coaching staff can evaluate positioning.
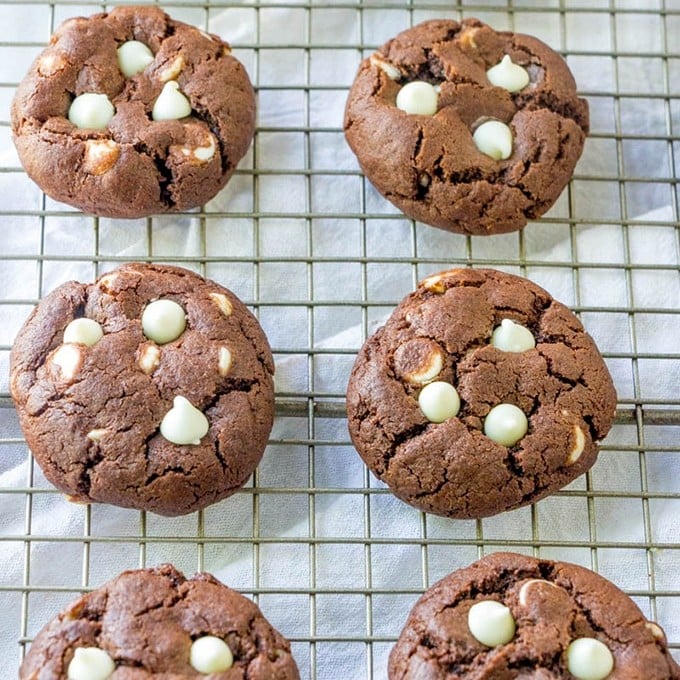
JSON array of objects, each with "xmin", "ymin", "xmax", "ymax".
[
  {"xmin": 344, "ymin": 18, "xmax": 589, "ymax": 235},
  {"xmin": 11, "ymin": 6, "xmax": 255, "ymax": 218},
  {"xmin": 346, "ymin": 268, "xmax": 616, "ymax": 519},
  {"xmin": 19, "ymin": 564, "xmax": 300, "ymax": 679},
  {"xmin": 10, "ymin": 263, "xmax": 275, "ymax": 516},
  {"xmin": 389, "ymin": 552, "xmax": 680, "ymax": 679}
]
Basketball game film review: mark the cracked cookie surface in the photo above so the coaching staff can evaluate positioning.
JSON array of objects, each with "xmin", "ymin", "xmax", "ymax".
[
  {"xmin": 389, "ymin": 552, "xmax": 680, "ymax": 679},
  {"xmin": 343, "ymin": 18, "xmax": 589, "ymax": 235},
  {"xmin": 10, "ymin": 263, "xmax": 275, "ymax": 516},
  {"xmin": 19, "ymin": 564, "xmax": 300, "ymax": 679},
  {"xmin": 11, "ymin": 5, "xmax": 255, "ymax": 218},
  {"xmin": 346, "ymin": 268, "xmax": 616, "ymax": 519}
]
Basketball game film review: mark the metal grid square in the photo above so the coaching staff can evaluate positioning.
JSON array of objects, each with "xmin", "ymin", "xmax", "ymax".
[{"xmin": 0, "ymin": 1, "xmax": 679, "ymax": 679}]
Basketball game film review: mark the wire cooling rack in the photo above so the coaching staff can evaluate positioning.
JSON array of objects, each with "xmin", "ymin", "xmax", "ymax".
[{"xmin": 1, "ymin": 1, "xmax": 679, "ymax": 678}]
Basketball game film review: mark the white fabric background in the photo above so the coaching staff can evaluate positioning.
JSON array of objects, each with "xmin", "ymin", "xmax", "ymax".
[{"xmin": 0, "ymin": 1, "xmax": 678, "ymax": 678}]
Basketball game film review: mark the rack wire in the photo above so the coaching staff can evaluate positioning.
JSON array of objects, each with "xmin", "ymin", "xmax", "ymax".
[{"xmin": 0, "ymin": 1, "xmax": 679, "ymax": 678}]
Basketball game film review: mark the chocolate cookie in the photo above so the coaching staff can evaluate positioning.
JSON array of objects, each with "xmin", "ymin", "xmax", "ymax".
[
  {"xmin": 389, "ymin": 552, "xmax": 680, "ymax": 679},
  {"xmin": 10, "ymin": 263, "xmax": 275, "ymax": 516},
  {"xmin": 346, "ymin": 268, "xmax": 616, "ymax": 519},
  {"xmin": 20, "ymin": 564, "xmax": 300, "ymax": 679},
  {"xmin": 344, "ymin": 18, "xmax": 589, "ymax": 235},
  {"xmin": 11, "ymin": 6, "xmax": 255, "ymax": 218}
]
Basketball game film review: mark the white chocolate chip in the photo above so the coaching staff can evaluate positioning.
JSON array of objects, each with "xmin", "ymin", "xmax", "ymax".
[
  {"xmin": 468, "ymin": 600, "xmax": 516, "ymax": 647},
  {"xmin": 159, "ymin": 55, "xmax": 185, "ymax": 82},
  {"xmin": 87, "ymin": 428, "xmax": 110, "ymax": 441},
  {"xmin": 370, "ymin": 54, "xmax": 401, "ymax": 80},
  {"xmin": 52, "ymin": 344, "xmax": 83, "ymax": 382},
  {"xmin": 566, "ymin": 638, "xmax": 614, "ymax": 680},
  {"xmin": 218, "ymin": 346, "xmax": 233, "ymax": 377},
  {"xmin": 566, "ymin": 425, "xmax": 586, "ymax": 465},
  {"xmin": 420, "ymin": 273, "xmax": 447, "ymax": 293},
  {"xmin": 68, "ymin": 93, "xmax": 115, "ymax": 130},
  {"xmin": 396, "ymin": 81, "xmax": 439, "ymax": 116},
  {"xmin": 141, "ymin": 299, "xmax": 186, "ymax": 345},
  {"xmin": 67, "ymin": 647, "xmax": 115, "ymax": 680},
  {"xmin": 193, "ymin": 135, "xmax": 216, "ymax": 162},
  {"xmin": 38, "ymin": 52, "xmax": 67, "ymax": 77},
  {"xmin": 487, "ymin": 54, "xmax": 530, "ymax": 93},
  {"xmin": 484, "ymin": 403, "xmax": 528, "ymax": 447},
  {"xmin": 117, "ymin": 40, "xmax": 154, "ymax": 77},
  {"xmin": 190, "ymin": 636, "xmax": 234, "ymax": 674},
  {"xmin": 83, "ymin": 139, "xmax": 121, "ymax": 175},
  {"xmin": 418, "ymin": 381, "xmax": 461, "ymax": 423},
  {"xmin": 160, "ymin": 396, "xmax": 209, "ymax": 446},
  {"xmin": 138, "ymin": 343, "xmax": 162, "ymax": 374},
  {"xmin": 404, "ymin": 349, "xmax": 443, "ymax": 385},
  {"xmin": 491, "ymin": 319, "xmax": 535, "ymax": 353},
  {"xmin": 518, "ymin": 579, "xmax": 561, "ymax": 607},
  {"xmin": 473, "ymin": 120, "xmax": 513, "ymax": 160},
  {"xmin": 152, "ymin": 81, "xmax": 191, "ymax": 121},
  {"xmin": 63, "ymin": 318, "xmax": 103, "ymax": 346},
  {"xmin": 209, "ymin": 292, "xmax": 233, "ymax": 317},
  {"xmin": 646, "ymin": 621, "xmax": 665, "ymax": 640}
]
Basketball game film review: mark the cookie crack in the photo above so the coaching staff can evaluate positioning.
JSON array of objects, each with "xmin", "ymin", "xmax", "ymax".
[
  {"xmin": 517, "ymin": 89, "xmax": 588, "ymax": 132},
  {"xmin": 144, "ymin": 464, "xmax": 196, "ymax": 487}
]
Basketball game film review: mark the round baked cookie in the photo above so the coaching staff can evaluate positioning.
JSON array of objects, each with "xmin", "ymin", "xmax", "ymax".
[
  {"xmin": 11, "ymin": 5, "xmax": 255, "ymax": 218},
  {"xmin": 10, "ymin": 263, "xmax": 275, "ymax": 516},
  {"xmin": 389, "ymin": 552, "xmax": 680, "ymax": 679},
  {"xmin": 346, "ymin": 268, "xmax": 617, "ymax": 519},
  {"xmin": 344, "ymin": 18, "xmax": 589, "ymax": 235},
  {"xmin": 19, "ymin": 564, "xmax": 300, "ymax": 679}
]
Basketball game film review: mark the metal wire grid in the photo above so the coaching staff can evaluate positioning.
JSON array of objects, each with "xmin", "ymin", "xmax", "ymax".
[{"xmin": 0, "ymin": 1, "xmax": 678, "ymax": 678}]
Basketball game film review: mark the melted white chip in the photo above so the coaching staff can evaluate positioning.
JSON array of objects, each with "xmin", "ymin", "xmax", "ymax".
[
  {"xmin": 193, "ymin": 135, "xmax": 216, "ymax": 162},
  {"xmin": 87, "ymin": 428, "xmax": 110, "ymax": 442},
  {"xmin": 138, "ymin": 343, "xmax": 162, "ymax": 374},
  {"xmin": 370, "ymin": 54, "xmax": 401, "ymax": 80},
  {"xmin": 487, "ymin": 54, "xmax": 530, "ymax": 93},
  {"xmin": 418, "ymin": 381, "xmax": 461, "ymax": 423},
  {"xmin": 190, "ymin": 635, "xmax": 234, "ymax": 674},
  {"xmin": 83, "ymin": 139, "xmax": 120, "ymax": 175},
  {"xmin": 404, "ymin": 348, "xmax": 444, "ymax": 385},
  {"xmin": 484, "ymin": 403, "xmax": 528, "ymax": 446},
  {"xmin": 152, "ymin": 81, "xmax": 191, "ymax": 121},
  {"xmin": 209, "ymin": 292, "xmax": 233, "ymax": 317},
  {"xmin": 468, "ymin": 600, "xmax": 516, "ymax": 647},
  {"xmin": 98, "ymin": 273, "xmax": 118, "ymax": 292},
  {"xmin": 63, "ymin": 318, "xmax": 103, "ymax": 347},
  {"xmin": 52, "ymin": 344, "xmax": 82, "ymax": 381},
  {"xmin": 646, "ymin": 621, "xmax": 665, "ymax": 640},
  {"xmin": 38, "ymin": 52, "xmax": 67, "ymax": 77},
  {"xmin": 68, "ymin": 93, "xmax": 115, "ymax": 130},
  {"xmin": 518, "ymin": 579, "xmax": 560, "ymax": 607},
  {"xmin": 567, "ymin": 638, "xmax": 614, "ymax": 680},
  {"xmin": 473, "ymin": 120, "xmax": 513, "ymax": 160},
  {"xmin": 420, "ymin": 273, "xmax": 447, "ymax": 293},
  {"xmin": 160, "ymin": 396, "xmax": 209, "ymax": 446},
  {"xmin": 566, "ymin": 425, "xmax": 586, "ymax": 465},
  {"xmin": 491, "ymin": 319, "xmax": 535, "ymax": 353},
  {"xmin": 141, "ymin": 299, "xmax": 186, "ymax": 345},
  {"xmin": 117, "ymin": 40, "xmax": 154, "ymax": 77},
  {"xmin": 396, "ymin": 81, "xmax": 439, "ymax": 116},
  {"xmin": 218, "ymin": 346, "xmax": 233, "ymax": 377},
  {"xmin": 159, "ymin": 55, "xmax": 185, "ymax": 82},
  {"xmin": 67, "ymin": 647, "xmax": 115, "ymax": 680}
]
